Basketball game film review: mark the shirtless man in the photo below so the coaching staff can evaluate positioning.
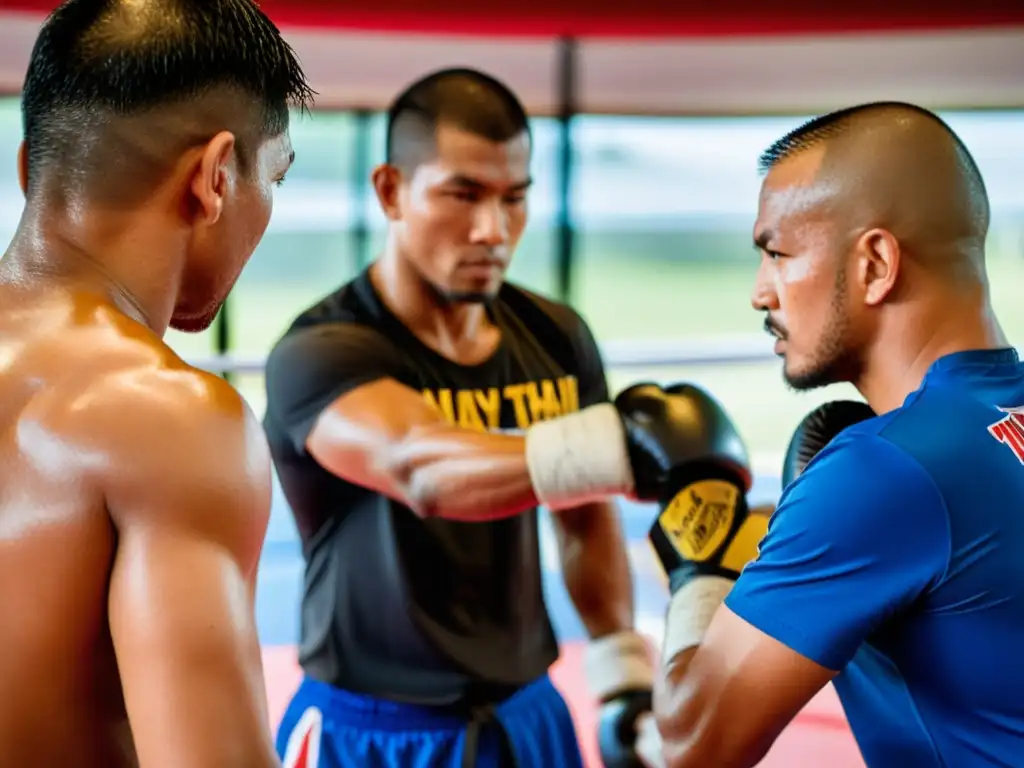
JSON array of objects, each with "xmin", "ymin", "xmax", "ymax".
[{"xmin": 0, "ymin": 1, "xmax": 311, "ymax": 766}]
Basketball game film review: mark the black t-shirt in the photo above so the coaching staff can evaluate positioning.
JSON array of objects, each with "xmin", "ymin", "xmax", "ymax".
[{"xmin": 263, "ymin": 268, "xmax": 609, "ymax": 705}]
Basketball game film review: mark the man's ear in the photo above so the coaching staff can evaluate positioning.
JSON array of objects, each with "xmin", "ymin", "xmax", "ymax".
[
  {"xmin": 855, "ymin": 228, "xmax": 901, "ymax": 307},
  {"xmin": 189, "ymin": 131, "xmax": 237, "ymax": 226},
  {"xmin": 372, "ymin": 163, "xmax": 404, "ymax": 222}
]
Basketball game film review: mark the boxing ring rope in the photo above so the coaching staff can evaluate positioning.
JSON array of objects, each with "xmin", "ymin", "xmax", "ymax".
[{"xmin": 187, "ymin": 335, "xmax": 780, "ymax": 375}]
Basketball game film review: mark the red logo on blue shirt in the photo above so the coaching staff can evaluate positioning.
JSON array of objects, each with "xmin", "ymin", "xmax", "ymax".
[{"xmin": 988, "ymin": 407, "xmax": 1024, "ymax": 464}]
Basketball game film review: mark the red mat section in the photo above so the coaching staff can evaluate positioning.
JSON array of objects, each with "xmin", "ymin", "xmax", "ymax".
[{"xmin": 262, "ymin": 644, "xmax": 865, "ymax": 766}]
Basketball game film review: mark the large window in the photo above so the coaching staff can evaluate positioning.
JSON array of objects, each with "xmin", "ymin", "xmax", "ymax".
[
  {"xmin": 228, "ymin": 111, "xmax": 360, "ymax": 414},
  {"xmin": 1, "ymin": 97, "xmax": 1021, "ymax": 463},
  {"xmin": 571, "ymin": 112, "xmax": 1024, "ymax": 344},
  {"xmin": 0, "ymin": 100, "xmax": 20, "ymax": 249},
  {"xmin": 572, "ymin": 111, "xmax": 1024, "ymax": 459},
  {"xmin": 230, "ymin": 112, "xmax": 360, "ymax": 358},
  {"xmin": 945, "ymin": 111, "xmax": 1024, "ymax": 343},
  {"xmin": 571, "ymin": 116, "xmax": 803, "ymax": 342}
]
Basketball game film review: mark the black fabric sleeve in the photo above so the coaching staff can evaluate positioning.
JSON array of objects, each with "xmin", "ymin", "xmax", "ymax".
[
  {"xmin": 264, "ymin": 322, "xmax": 409, "ymax": 452},
  {"xmin": 567, "ymin": 312, "xmax": 611, "ymax": 408}
]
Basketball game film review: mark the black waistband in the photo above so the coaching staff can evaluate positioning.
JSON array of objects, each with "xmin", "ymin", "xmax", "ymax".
[
  {"xmin": 371, "ymin": 679, "xmax": 522, "ymax": 713},
  {"xmin": 462, "ymin": 704, "xmax": 517, "ymax": 768}
]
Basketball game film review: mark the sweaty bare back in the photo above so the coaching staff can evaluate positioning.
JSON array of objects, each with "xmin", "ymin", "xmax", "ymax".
[{"xmin": 0, "ymin": 284, "xmax": 277, "ymax": 767}]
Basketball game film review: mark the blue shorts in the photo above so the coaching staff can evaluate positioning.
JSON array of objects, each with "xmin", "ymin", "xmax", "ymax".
[{"xmin": 276, "ymin": 675, "xmax": 584, "ymax": 768}]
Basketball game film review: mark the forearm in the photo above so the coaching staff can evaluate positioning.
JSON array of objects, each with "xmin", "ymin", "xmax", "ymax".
[
  {"xmin": 654, "ymin": 584, "xmax": 770, "ymax": 768},
  {"xmin": 656, "ymin": 650, "xmax": 771, "ymax": 768},
  {"xmin": 557, "ymin": 503, "xmax": 634, "ymax": 637},
  {"xmin": 654, "ymin": 579, "xmax": 733, "ymax": 767},
  {"xmin": 387, "ymin": 424, "xmax": 539, "ymax": 521},
  {"xmin": 655, "ymin": 649, "xmax": 702, "ymax": 768},
  {"xmin": 381, "ymin": 404, "xmax": 635, "ymax": 522}
]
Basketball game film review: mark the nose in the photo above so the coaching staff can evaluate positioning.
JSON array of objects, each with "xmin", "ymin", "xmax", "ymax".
[
  {"xmin": 469, "ymin": 200, "xmax": 509, "ymax": 247},
  {"xmin": 751, "ymin": 256, "xmax": 779, "ymax": 312}
]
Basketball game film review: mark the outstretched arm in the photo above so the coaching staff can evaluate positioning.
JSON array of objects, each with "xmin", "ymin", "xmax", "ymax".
[
  {"xmin": 100, "ymin": 370, "xmax": 276, "ymax": 768},
  {"xmin": 309, "ymin": 376, "xmax": 542, "ymax": 520},
  {"xmin": 265, "ymin": 324, "xmax": 636, "ymax": 521}
]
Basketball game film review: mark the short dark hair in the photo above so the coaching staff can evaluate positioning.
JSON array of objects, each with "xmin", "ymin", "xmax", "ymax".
[
  {"xmin": 758, "ymin": 101, "xmax": 984, "ymax": 185},
  {"xmin": 21, "ymin": 0, "xmax": 314, "ymax": 195},
  {"xmin": 385, "ymin": 67, "xmax": 530, "ymax": 171}
]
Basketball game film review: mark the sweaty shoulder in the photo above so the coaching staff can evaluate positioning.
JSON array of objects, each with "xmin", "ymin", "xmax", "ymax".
[{"xmin": 47, "ymin": 320, "xmax": 271, "ymax": 534}]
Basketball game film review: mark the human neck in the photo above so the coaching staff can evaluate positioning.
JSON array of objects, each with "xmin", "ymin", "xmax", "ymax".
[
  {"xmin": 371, "ymin": 248, "xmax": 497, "ymax": 363},
  {"xmin": 3, "ymin": 198, "xmax": 186, "ymax": 337},
  {"xmin": 855, "ymin": 285, "xmax": 1007, "ymax": 414}
]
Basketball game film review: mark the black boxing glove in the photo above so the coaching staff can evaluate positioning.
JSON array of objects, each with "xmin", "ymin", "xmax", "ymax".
[
  {"xmin": 783, "ymin": 401, "xmax": 876, "ymax": 488},
  {"xmin": 595, "ymin": 689, "xmax": 654, "ymax": 768},
  {"xmin": 617, "ymin": 383, "xmax": 755, "ymax": 587},
  {"xmin": 615, "ymin": 382, "xmax": 752, "ymax": 503},
  {"xmin": 524, "ymin": 382, "xmax": 748, "ymax": 514},
  {"xmin": 632, "ymin": 383, "xmax": 770, "ymax": 667}
]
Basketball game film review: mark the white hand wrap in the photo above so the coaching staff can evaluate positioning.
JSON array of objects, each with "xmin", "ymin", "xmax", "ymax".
[
  {"xmin": 662, "ymin": 576, "xmax": 735, "ymax": 662},
  {"xmin": 584, "ymin": 630, "xmax": 655, "ymax": 702},
  {"xmin": 635, "ymin": 712, "xmax": 666, "ymax": 768},
  {"xmin": 524, "ymin": 403, "xmax": 635, "ymax": 511}
]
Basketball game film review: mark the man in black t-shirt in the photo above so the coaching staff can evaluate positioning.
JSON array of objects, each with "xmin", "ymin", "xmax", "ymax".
[{"xmin": 265, "ymin": 68, "xmax": 724, "ymax": 768}]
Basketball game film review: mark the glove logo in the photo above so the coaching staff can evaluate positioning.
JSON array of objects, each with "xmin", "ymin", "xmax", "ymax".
[{"xmin": 658, "ymin": 480, "xmax": 738, "ymax": 562}]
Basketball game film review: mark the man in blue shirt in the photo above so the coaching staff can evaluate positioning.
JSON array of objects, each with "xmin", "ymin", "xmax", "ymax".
[{"xmin": 640, "ymin": 102, "xmax": 1024, "ymax": 767}]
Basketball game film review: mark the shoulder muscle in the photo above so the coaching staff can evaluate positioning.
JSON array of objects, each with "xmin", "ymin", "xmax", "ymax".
[{"xmin": 65, "ymin": 363, "xmax": 271, "ymax": 562}]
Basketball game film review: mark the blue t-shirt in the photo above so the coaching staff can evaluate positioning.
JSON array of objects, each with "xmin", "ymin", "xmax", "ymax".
[{"xmin": 725, "ymin": 348, "xmax": 1024, "ymax": 767}]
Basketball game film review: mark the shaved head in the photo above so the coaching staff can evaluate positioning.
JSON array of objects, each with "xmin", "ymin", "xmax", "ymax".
[
  {"xmin": 759, "ymin": 102, "xmax": 990, "ymax": 283},
  {"xmin": 751, "ymin": 102, "xmax": 994, "ymax": 394}
]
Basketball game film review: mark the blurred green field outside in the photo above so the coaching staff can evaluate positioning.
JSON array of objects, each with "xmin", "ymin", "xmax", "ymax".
[
  {"xmin": 185, "ymin": 229, "xmax": 1023, "ymax": 464},
  {"xmin": 2, "ymin": 101, "xmax": 1017, "ymax": 463}
]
